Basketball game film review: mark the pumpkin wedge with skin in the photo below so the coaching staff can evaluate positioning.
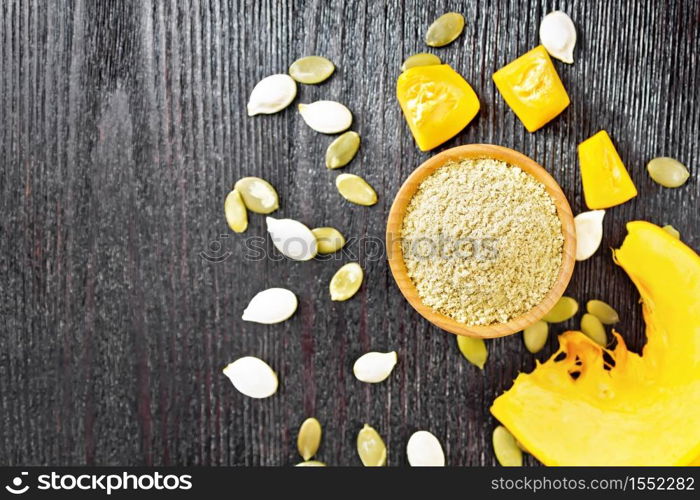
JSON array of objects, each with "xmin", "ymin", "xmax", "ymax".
[{"xmin": 491, "ymin": 222, "xmax": 700, "ymax": 465}]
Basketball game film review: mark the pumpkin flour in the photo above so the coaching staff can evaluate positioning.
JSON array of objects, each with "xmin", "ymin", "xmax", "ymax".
[{"xmin": 401, "ymin": 158, "xmax": 564, "ymax": 326}]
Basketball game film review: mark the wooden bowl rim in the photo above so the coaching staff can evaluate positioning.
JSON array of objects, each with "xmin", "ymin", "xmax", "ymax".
[{"xmin": 386, "ymin": 144, "xmax": 576, "ymax": 339}]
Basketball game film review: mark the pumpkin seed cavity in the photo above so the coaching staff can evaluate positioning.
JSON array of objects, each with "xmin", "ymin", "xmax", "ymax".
[
  {"xmin": 647, "ymin": 157, "xmax": 690, "ymax": 188},
  {"xmin": 223, "ymin": 356, "xmax": 278, "ymax": 399},
  {"xmin": 297, "ymin": 418, "xmax": 322, "ymax": 461},
  {"xmin": 425, "ymin": 12, "xmax": 465, "ymax": 47},
  {"xmin": 586, "ymin": 300, "xmax": 619, "ymax": 325},
  {"xmin": 542, "ymin": 296, "xmax": 578, "ymax": 323},
  {"xmin": 357, "ymin": 424, "xmax": 387, "ymax": 466},
  {"xmin": 457, "ymin": 335, "xmax": 488, "ymax": 369},
  {"xmin": 266, "ymin": 217, "xmax": 318, "ymax": 261},
  {"xmin": 242, "ymin": 288, "xmax": 298, "ymax": 324},
  {"xmin": 234, "ymin": 177, "xmax": 279, "ymax": 214},
  {"xmin": 492, "ymin": 425, "xmax": 522, "ymax": 466},
  {"xmin": 353, "ymin": 351, "xmax": 397, "ymax": 383},
  {"xmin": 329, "ymin": 262, "xmax": 363, "ymax": 301},
  {"xmin": 662, "ymin": 225, "xmax": 680, "ymax": 239},
  {"xmin": 224, "ymin": 189, "xmax": 247, "ymax": 233},
  {"xmin": 247, "ymin": 74, "xmax": 297, "ymax": 116},
  {"xmin": 406, "ymin": 431, "xmax": 445, "ymax": 466},
  {"xmin": 312, "ymin": 227, "xmax": 346, "ymax": 254},
  {"xmin": 401, "ymin": 53, "xmax": 441, "ymax": 72},
  {"xmin": 523, "ymin": 321, "xmax": 548, "ymax": 354},
  {"xmin": 326, "ymin": 131, "xmax": 361, "ymax": 169},
  {"xmin": 298, "ymin": 101, "xmax": 353, "ymax": 134},
  {"xmin": 335, "ymin": 173, "xmax": 378, "ymax": 206},
  {"xmin": 580, "ymin": 313, "xmax": 607, "ymax": 346},
  {"xmin": 289, "ymin": 56, "xmax": 335, "ymax": 84}
]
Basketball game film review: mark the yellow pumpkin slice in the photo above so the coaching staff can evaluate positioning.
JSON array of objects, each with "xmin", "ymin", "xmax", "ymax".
[{"xmin": 491, "ymin": 221, "xmax": 700, "ymax": 465}]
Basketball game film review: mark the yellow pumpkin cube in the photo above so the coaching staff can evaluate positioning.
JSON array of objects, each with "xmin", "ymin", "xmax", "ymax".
[
  {"xmin": 578, "ymin": 130, "xmax": 638, "ymax": 209},
  {"xmin": 396, "ymin": 64, "xmax": 480, "ymax": 151},
  {"xmin": 492, "ymin": 45, "xmax": 570, "ymax": 132}
]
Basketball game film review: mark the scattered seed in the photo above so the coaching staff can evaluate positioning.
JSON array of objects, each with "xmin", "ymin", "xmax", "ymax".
[
  {"xmin": 357, "ymin": 424, "xmax": 387, "ymax": 466},
  {"xmin": 406, "ymin": 431, "xmax": 445, "ymax": 466},
  {"xmin": 297, "ymin": 418, "xmax": 322, "ymax": 461},
  {"xmin": 586, "ymin": 300, "xmax": 619, "ymax": 325},
  {"xmin": 456, "ymin": 335, "xmax": 488, "ymax": 369},
  {"xmin": 662, "ymin": 225, "xmax": 681, "ymax": 239},
  {"xmin": 289, "ymin": 56, "xmax": 335, "ymax": 84},
  {"xmin": 242, "ymin": 288, "xmax": 298, "ymax": 324},
  {"xmin": 325, "ymin": 131, "xmax": 361, "ymax": 169},
  {"xmin": 401, "ymin": 53, "xmax": 441, "ymax": 72},
  {"xmin": 224, "ymin": 189, "xmax": 247, "ymax": 233},
  {"xmin": 542, "ymin": 296, "xmax": 578, "ymax": 323},
  {"xmin": 574, "ymin": 210, "xmax": 605, "ymax": 261},
  {"xmin": 523, "ymin": 321, "xmax": 549, "ymax": 353},
  {"xmin": 335, "ymin": 173, "xmax": 378, "ymax": 206},
  {"xmin": 295, "ymin": 460, "xmax": 326, "ymax": 467},
  {"xmin": 425, "ymin": 12, "xmax": 465, "ymax": 47},
  {"xmin": 234, "ymin": 177, "xmax": 279, "ymax": 214},
  {"xmin": 223, "ymin": 356, "xmax": 278, "ymax": 399},
  {"xmin": 353, "ymin": 351, "xmax": 397, "ymax": 383},
  {"xmin": 311, "ymin": 227, "xmax": 346, "ymax": 254},
  {"xmin": 539, "ymin": 11, "xmax": 576, "ymax": 64},
  {"xmin": 329, "ymin": 262, "xmax": 364, "ymax": 301},
  {"xmin": 266, "ymin": 216, "xmax": 318, "ymax": 261},
  {"xmin": 492, "ymin": 425, "xmax": 522, "ymax": 466},
  {"xmin": 247, "ymin": 74, "xmax": 297, "ymax": 116},
  {"xmin": 580, "ymin": 313, "xmax": 607, "ymax": 346},
  {"xmin": 647, "ymin": 157, "xmax": 690, "ymax": 188},
  {"xmin": 298, "ymin": 101, "xmax": 352, "ymax": 134}
]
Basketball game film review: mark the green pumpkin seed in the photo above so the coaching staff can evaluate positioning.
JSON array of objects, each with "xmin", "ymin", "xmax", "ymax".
[
  {"xmin": 289, "ymin": 56, "xmax": 335, "ymax": 84},
  {"xmin": 312, "ymin": 227, "xmax": 346, "ymax": 254},
  {"xmin": 329, "ymin": 262, "xmax": 363, "ymax": 301},
  {"xmin": 647, "ymin": 157, "xmax": 690, "ymax": 188},
  {"xmin": 297, "ymin": 417, "xmax": 322, "ymax": 461},
  {"xmin": 224, "ymin": 189, "xmax": 247, "ymax": 233},
  {"xmin": 580, "ymin": 313, "xmax": 607, "ymax": 346},
  {"xmin": 456, "ymin": 335, "xmax": 487, "ymax": 369},
  {"xmin": 234, "ymin": 177, "xmax": 279, "ymax": 214},
  {"xmin": 425, "ymin": 12, "xmax": 465, "ymax": 47},
  {"xmin": 662, "ymin": 225, "xmax": 680, "ymax": 239},
  {"xmin": 401, "ymin": 53, "xmax": 441, "ymax": 72},
  {"xmin": 541, "ymin": 296, "xmax": 578, "ymax": 323},
  {"xmin": 492, "ymin": 425, "xmax": 522, "ymax": 466},
  {"xmin": 357, "ymin": 424, "xmax": 387, "ymax": 466},
  {"xmin": 335, "ymin": 173, "xmax": 377, "ymax": 206},
  {"xmin": 325, "ymin": 131, "xmax": 361, "ymax": 169},
  {"xmin": 522, "ymin": 321, "xmax": 548, "ymax": 354},
  {"xmin": 295, "ymin": 460, "xmax": 326, "ymax": 467},
  {"xmin": 586, "ymin": 300, "xmax": 619, "ymax": 325}
]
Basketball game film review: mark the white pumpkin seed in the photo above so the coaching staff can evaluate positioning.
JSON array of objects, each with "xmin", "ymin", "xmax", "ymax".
[
  {"xmin": 311, "ymin": 227, "xmax": 346, "ymax": 254},
  {"xmin": 335, "ymin": 173, "xmax": 377, "ymax": 206},
  {"xmin": 586, "ymin": 300, "xmax": 619, "ymax": 325},
  {"xmin": 325, "ymin": 131, "xmax": 361, "ymax": 169},
  {"xmin": 298, "ymin": 101, "xmax": 352, "ymax": 134},
  {"xmin": 224, "ymin": 189, "xmax": 247, "ymax": 233},
  {"xmin": 492, "ymin": 425, "xmax": 522, "ymax": 466},
  {"xmin": 266, "ymin": 216, "xmax": 318, "ymax": 261},
  {"xmin": 425, "ymin": 12, "xmax": 465, "ymax": 47},
  {"xmin": 574, "ymin": 210, "xmax": 605, "ymax": 261},
  {"xmin": 242, "ymin": 288, "xmax": 298, "ymax": 324},
  {"xmin": 401, "ymin": 53, "xmax": 441, "ymax": 72},
  {"xmin": 295, "ymin": 460, "xmax": 326, "ymax": 467},
  {"xmin": 457, "ymin": 335, "xmax": 487, "ymax": 369},
  {"xmin": 357, "ymin": 424, "xmax": 387, "ymax": 466},
  {"xmin": 406, "ymin": 431, "xmax": 445, "ymax": 466},
  {"xmin": 542, "ymin": 296, "xmax": 578, "ymax": 323},
  {"xmin": 297, "ymin": 418, "xmax": 322, "ymax": 461},
  {"xmin": 223, "ymin": 356, "xmax": 278, "ymax": 399},
  {"xmin": 647, "ymin": 157, "xmax": 690, "ymax": 188},
  {"xmin": 539, "ymin": 11, "xmax": 576, "ymax": 64},
  {"xmin": 523, "ymin": 320, "xmax": 548, "ymax": 353},
  {"xmin": 580, "ymin": 313, "xmax": 607, "ymax": 346},
  {"xmin": 234, "ymin": 177, "xmax": 279, "ymax": 214},
  {"xmin": 289, "ymin": 56, "xmax": 335, "ymax": 84},
  {"xmin": 353, "ymin": 351, "xmax": 397, "ymax": 383},
  {"xmin": 247, "ymin": 74, "xmax": 297, "ymax": 116},
  {"xmin": 662, "ymin": 224, "xmax": 680, "ymax": 239},
  {"xmin": 329, "ymin": 262, "xmax": 363, "ymax": 301}
]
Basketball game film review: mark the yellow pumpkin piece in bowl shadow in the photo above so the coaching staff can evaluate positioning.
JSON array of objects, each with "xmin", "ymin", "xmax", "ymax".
[
  {"xmin": 492, "ymin": 45, "xmax": 569, "ymax": 132},
  {"xmin": 491, "ymin": 222, "xmax": 700, "ymax": 465},
  {"xmin": 396, "ymin": 64, "xmax": 480, "ymax": 151}
]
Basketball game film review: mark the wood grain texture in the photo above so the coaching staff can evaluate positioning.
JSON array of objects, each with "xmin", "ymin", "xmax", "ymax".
[
  {"xmin": 0, "ymin": 0, "xmax": 698, "ymax": 466},
  {"xmin": 386, "ymin": 144, "xmax": 576, "ymax": 339}
]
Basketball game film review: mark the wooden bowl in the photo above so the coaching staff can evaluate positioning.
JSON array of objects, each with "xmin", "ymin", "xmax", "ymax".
[{"xmin": 386, "ymin": 144, "xmax": 576, "ymax": 339}]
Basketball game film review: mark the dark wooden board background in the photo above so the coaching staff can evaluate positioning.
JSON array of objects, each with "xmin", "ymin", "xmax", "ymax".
[{"xmin": 1, "ymin": 0, "xmax": 698, "ymax": 466}]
